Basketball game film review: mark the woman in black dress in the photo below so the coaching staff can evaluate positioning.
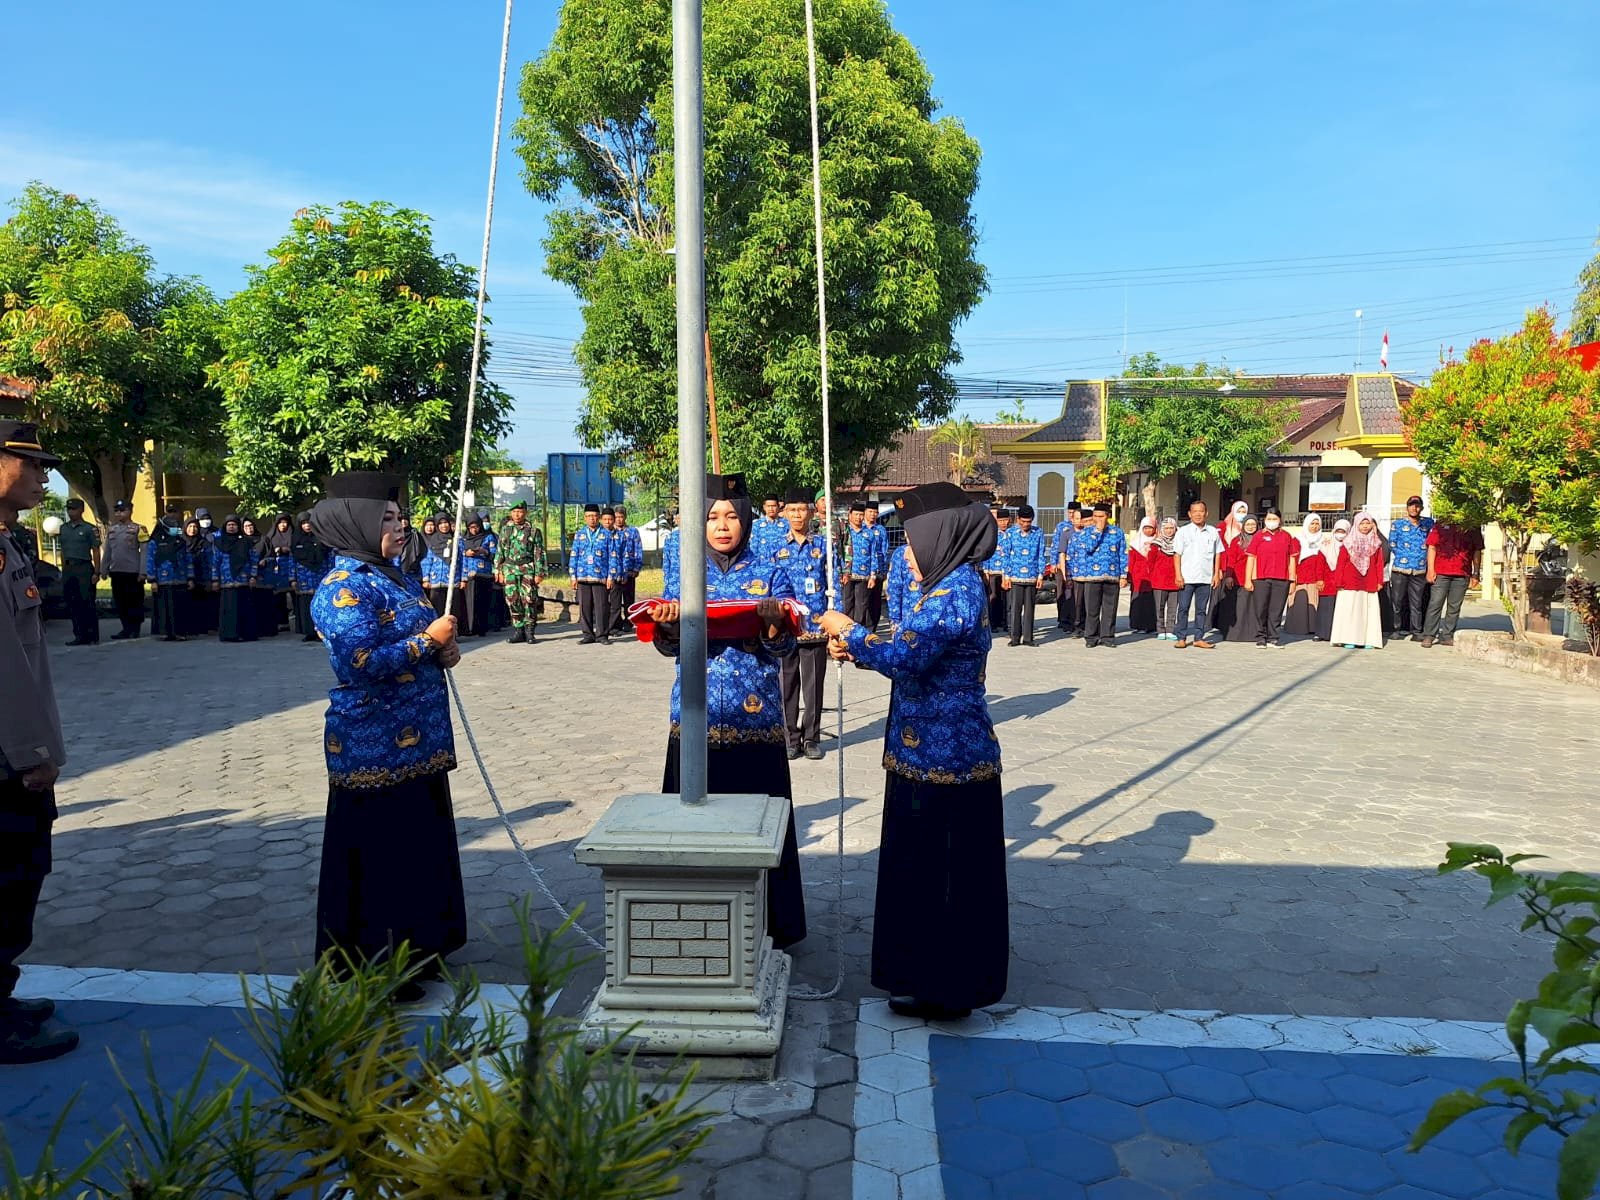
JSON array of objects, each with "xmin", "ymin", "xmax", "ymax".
[
  {"xmin": 213, "ymin": 515, "xmax": 258, "ymax": 643},
  {"xmin": 819, "ymin": 482, "xmax": 1006, "ymax": 1019}
]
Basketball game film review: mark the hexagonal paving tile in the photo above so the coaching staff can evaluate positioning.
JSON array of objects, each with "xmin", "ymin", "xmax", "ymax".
[
  {"xmin": 1010, "ymin": 1058, "xmax": 1090, "ymax": 1102},
  {"xmin": 1085, "ymin": 1061, "xmax": 1170, "ymax": 1107}
]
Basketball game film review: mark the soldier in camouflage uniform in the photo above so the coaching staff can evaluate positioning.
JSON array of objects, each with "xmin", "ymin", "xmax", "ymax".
[{"xmin": 493, "ymin": 498, "xmax": 547, "ymax": 644}]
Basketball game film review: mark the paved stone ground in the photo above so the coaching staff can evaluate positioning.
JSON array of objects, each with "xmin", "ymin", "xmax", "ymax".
[{"xmin": 13, "ymin": 601, "xmax": 1600, "ymax": 1197}]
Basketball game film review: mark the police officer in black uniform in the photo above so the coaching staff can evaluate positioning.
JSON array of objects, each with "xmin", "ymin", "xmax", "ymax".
[
  {"xmin": 0, "ymin": 420, "xmax": 79, "ymax": 1063},
  {"xmin": 57, "ymin": 498, "xmax": 101, "ymax": 645}
]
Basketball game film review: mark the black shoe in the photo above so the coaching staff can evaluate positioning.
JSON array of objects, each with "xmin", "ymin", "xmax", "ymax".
[
  {"xmin": 507, "ymin": 629, "xmax": 526, "ymax": 644},
  {"xmin": 887, "ymin": 996, "xmax": 972, "ymax": 1021},
  {"xmin": 599, "ymin": 637, "xmax": 612, "ymax": 646},
  {"xmin": 302, "ymin": 634, "xmax": 319, "ymax": 642},
  {"xmin": 65, "ymin": 638, "xmax": 88, "ymax": 646},
  {"xmin": 786, "ymin": 745, "xmax": 802, "ymax": 760},
  {"xmin": 391, "ymin": 980, "xmax": 428, "ymax": 1005},
  {"xmin": 1007, "ymin": 639, "xmax": 1019, "ymax": 647},
  {"xmin": 803, "ymin": 742, "xmax": 824, "ymax": 761},
  {"xmin": 0, "ymin": 1020, "xmax": 79, "ymax": 1064},
  {"xmin": 578, "ymin": 635, "xmax": 597, "ymax": 645},
  {"xmin": 1022, "ymin": 639, "xmax": 1035, "ymax": 646},
  {"xmin": 525, "ymin": 631, "xmax": 538, "ymax": 644},
  {"xmin": 110, "ymin": 631, "xmax": 131, "ymax": 641},
  {"xmin": 0, "ymin": 997, "xmax": 55, "ymax": 1025}
]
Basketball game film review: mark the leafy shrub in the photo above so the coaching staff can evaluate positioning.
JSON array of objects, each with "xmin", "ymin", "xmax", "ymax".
[
  {"xmin": 1565, "ymin": 577, "xmax": 1600, "ymax": 656},
  {"xmin": 1, "ymin": 909, "xmax": 708, "ymax": 1199},
  {"xmin": 1412, "ymin": 845, "xmax": 1600, "ymax": 1199}
]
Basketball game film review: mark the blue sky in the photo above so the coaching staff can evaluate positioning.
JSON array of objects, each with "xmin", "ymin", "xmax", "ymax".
[{"xmin": 5, "ymin": 0, "xmax": 1595, "ymax": 467}]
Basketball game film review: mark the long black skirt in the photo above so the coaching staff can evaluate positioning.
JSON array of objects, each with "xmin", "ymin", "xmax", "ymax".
[
  {"xmin": 218, "ymin": 588, "xmax": 256, "ymax": 642},
  {"xmin": 187, "ymin": 586, "xmax": 218, "ymax": 635},
  {"xmin": 1315, "ymin": 592, "xmax": 1338, "ymax": 642},
  {"xmin": 663, "ymin": 736, "xmax": 807, "ymax": 949},
  {"xmin": 315, "ymin": 772, "xmax": 468, "ymax": 968},
  {"xmin": 1224, "ymin": 584, "xmax": 1257, "ymax": 642},
  {"xmin": 1128, "ymin": 587, "xmax": 1157, "ymax": 633},
  {"xmin": 463, "ymin": 578, "xmax": 492, "ymax": 635},
  {"xmin": 249, "ymin": 587, "xmax": 279, "ymax": 638},
  {"xmin": 873, "ymin": 772, "xmax": 1008, "ymax": 1011},
  {"xmin": 1284, "ymin": 588, "xmax": 1318, "ymax": 636},
  {"xmin": 292, "ymin": 590, "xmax": 317, "ymax": 638},
  {"xmin": 151, "ymin": 585, "xmax": 187, "ymax": 638}
]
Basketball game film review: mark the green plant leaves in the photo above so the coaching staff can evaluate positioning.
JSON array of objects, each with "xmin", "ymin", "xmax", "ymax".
[
  {"xmin": 1408, "ymin": 1090, "xmax": 1488, "ymax": 1150},
  {"xmin": 1558, "ymin": 1115, "xmax": 1600, "ymax": 1200}
]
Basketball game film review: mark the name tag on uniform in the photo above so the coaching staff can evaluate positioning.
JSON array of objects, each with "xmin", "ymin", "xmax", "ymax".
[{"xmin": 806, "ymin": 578, "xmax": 818, "ymax": 595}]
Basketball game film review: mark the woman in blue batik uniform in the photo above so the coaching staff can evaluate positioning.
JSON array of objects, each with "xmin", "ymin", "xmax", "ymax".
[
  {"xmin": 648, "ymin": 474, "xmax": 807, "ymax": 949},
  {"xmin": 310, "ymin": 472, "xmax": 465, "ymax": 998},
  {"xmin": 820, "ymin": 481, "xmax": 1006, "ymax": 1019},
  {"xmin": 183, "ymin": 517, "xmax": 216, "ymax": 636},
  {"xmin": 289, "ymin": 511, "xmax": 327, "ymax": 641},
  {"xmin": 211, "ymin": 514, "xmax": 258, "ymax": 643},
  {"xmin": 264, "ymin": 513, "xmax": 296, "ymax": 636},
  {"xmin": 242, "ymin": 518, "xmax": 279, "ymax": 639},
  {"xmin": 144, "ymin": 517, "xmax": 193, "ymax": 641},
  {"xmin": 456, "ymin": 514, "xmax": 497, "ymax": 637}
]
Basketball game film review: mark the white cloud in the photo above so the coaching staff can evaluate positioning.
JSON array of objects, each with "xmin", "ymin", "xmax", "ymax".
[{"xmin": 0, "ymin": 126, "xmax": 319, "ymax": 266}]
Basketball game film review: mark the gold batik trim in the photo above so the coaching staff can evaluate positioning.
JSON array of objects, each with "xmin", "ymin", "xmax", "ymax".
[
  {"xmin": 330, "ymin": 749, "xmax": 456, "ymax": 790},
  {"xmin": 669, "ymin": 723, "xmax": 788, "ymax": 746},
  {"xmin": 882, "ymin": 750, "xmax": 1001, "ymax": 786}
]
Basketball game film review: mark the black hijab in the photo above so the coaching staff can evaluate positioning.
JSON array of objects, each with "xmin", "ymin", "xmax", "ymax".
[
  {"xmin": 242, "ymin": 517, "xmax": 272, "ymax": 563},
  {"xmin": 310, "ymin": 496, "xmax": 406, "ymax": 586},
  {"xmin": 150, "ymin": 517, "xmax": 184, "ymax": 564},
  {"xmin": 216, "ymin": 514, "xmax": 250, "ymax": 574},
  {"xmin": 291, "ymin": 511, "xmax": 324, "ymax": 567},
  {"xmin": 705, "ymin": 474, "xmax": 753, "ymax": 573},
  {"xmin": 398, "ymin": 521, "xmax": 428, "ymax": 575},
  {"xmin": 423, "ymin": 512, "xmax": 449, "ymax": 554},
  {"xmin": 268, "ymin": 513, "xmax": 294, "ymax": 556},
  {"xmin": 183, "ymin": 518, "xmax": 207, "ymax": 558},
  {"xmin": 897, "ymin": 482, "xmax": 997, "ymax": 591},
  {"xmin": 460, "ymin": 515, "xmax": 489, "ymax": 554}
]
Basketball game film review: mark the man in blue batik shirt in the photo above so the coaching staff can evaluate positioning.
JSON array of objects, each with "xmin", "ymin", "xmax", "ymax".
[
  {"xmin": 982, "ymin": 507, "xmax": 1014, "ymax": 633},
  {"xmin": 568, "ymin": 503, "xmax": 613, "ymax": 645},
  {"xmin": 751, "ymin": 494, "xmax": 790, "ymax": 562},
  {"xmin": 861, "ymin": 504, "xmax": 890, "ymax": 628},
  {"xmin": 772, "ymin": 488, "xmax": 839, "ymax": 760},
  {"xmin": 1052, "ymin": 505, "xmax": 1086, "ymax": 634},
  {"xmin": 1002, "ymin": 504, "xmax": 1048, "ymax": 646},
  {"xmin": 1387, "ymin": 494, "xmax": 1433, "ymax": 639}
]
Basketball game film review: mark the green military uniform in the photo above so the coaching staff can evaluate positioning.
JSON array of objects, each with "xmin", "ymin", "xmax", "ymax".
[
  {"xmin": 56, "ymin": 515, "xmax": 100, "ymax": 645},
  {"xmin": 492, "ymin": 510, "xmax": 547, "ymax": 643}
]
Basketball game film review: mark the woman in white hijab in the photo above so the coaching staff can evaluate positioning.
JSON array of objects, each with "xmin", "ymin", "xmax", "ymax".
[
  {"xmin": 1126, "ymin": 514, "xmax": 1158, "ymax": 634},
  {"xmin": 1209, "ymin": 500, "xmax": 1252, "ymax": 640},
  {"xmin": 1313, "ymin": 519, "xmax": 1349, "ymax": 643},
  {"xmin": 1284, "ymin": 513, "xmax": 1325, "ymax": 637},
  {"xmin": 1329, "ymin": 512, "xmax": 1386, "ymax": 648}
]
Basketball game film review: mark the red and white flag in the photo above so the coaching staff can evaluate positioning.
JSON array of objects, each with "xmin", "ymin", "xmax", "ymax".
[{"xmin": 1380, "ymin": 331, "xmax": 1389, "ymax": 371}]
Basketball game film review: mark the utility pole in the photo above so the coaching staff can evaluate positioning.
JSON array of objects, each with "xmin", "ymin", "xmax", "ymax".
[{"xmin": 673, "ymin": 0, "xmax": 708, "ymax": 805}]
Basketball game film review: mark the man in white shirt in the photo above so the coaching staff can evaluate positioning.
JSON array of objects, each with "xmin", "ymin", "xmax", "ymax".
[{"xmin": 1171, "ymin": 500, "xmax": 1223, "ymax": 649}]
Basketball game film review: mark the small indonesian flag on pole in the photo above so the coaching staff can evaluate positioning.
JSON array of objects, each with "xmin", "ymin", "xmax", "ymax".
[{"xmin": 1380, "ymin": 331, "xmax": 1389, "ymax": 371}]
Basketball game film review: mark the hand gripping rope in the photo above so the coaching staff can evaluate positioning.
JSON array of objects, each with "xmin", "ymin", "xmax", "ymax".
[{"xmin": 444, "ymin": 0, "xmax": 849, "ymax": 992}]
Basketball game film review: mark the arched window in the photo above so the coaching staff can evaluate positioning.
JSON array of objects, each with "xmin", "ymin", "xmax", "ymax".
[
  {"xmin": 1037, "ymin": 471, "xmax": 1066, "ymax": 508},
  {"xmin": 1390, "ymin": 466, "xmax": 1423, "ymax": 515}
]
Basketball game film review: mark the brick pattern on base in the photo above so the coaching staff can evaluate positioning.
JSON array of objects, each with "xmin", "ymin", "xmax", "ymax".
[{"xmin": 627, "ymin": 900, "xmax": 733, "ymax": 977}]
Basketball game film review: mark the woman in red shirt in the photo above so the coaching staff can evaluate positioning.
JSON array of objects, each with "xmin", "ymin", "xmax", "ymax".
[
  {"xmin": 1330, "ymin": 511, "xmax": 1385, "ymax": 649},
  {"xmin": 1224, "ymin": 514, "xmax": 1260, "ymax": 643},
  {"xmin": 1243, "ymin": 510, "xmax": 1297, "ymax": 647},
  {"xmin": 1148, "ymin": 516, "xmax": 1181, "ymax": 639},
  {"xmin": 1127, "ymin": 515, "xmax": 1157, "ymax": 634},
  {"xmin": 1284, "ymin": 514, "xmax": 1326, "ymax": 637}
]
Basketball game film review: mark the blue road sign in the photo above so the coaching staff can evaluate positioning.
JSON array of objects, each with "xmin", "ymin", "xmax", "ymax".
[{"xmin": 546, "ymin": 452, "xmax": 625, "ymax": 506}]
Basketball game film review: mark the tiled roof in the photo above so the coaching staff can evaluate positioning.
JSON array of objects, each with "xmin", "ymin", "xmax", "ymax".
[
  {"xmin": 1278, "ymin": 394, "xmax": 1347, "ymax": 444},
  {"xmin": 0, "ymin": 375, "xmax": 33, "ymax": 400},
  {"xmin": 848, "ymin": 423, "xmax": 1039, "ymax": 496},
  {"xmin": 1017, "ymin": 382, "xmax": 1102, "ymax": 444},
  {"xmin": 1357, "ymin": 375, "xmax": 1405, "ymax": 436}
]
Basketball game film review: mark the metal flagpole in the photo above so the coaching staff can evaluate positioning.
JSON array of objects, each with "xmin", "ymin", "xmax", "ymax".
[{"xmin": 674, "ymin": 0, "xmax": 709, "ymax": 806}]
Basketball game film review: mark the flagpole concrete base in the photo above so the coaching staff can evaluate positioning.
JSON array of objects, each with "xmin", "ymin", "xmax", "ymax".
[{"xmin": 575, "ymin": 792, "xmax": 792, "ymax": 1080}]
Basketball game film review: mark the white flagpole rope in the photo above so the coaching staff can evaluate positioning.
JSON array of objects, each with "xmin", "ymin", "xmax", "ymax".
[{"xmin": 787, "ymin": 0, "xmax": 847, "ymax": 1003}]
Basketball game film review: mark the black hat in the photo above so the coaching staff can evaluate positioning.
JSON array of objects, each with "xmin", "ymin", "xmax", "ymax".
[
  {"xmin": 1079, "ymin": 506, "xmax": 1095, "ymax": 518},
  {"xmin": 892, "ymin": 481, "xmax": 971, "ymax": 521},
  {"xmin": 849, "ymin": 501, "xmax": 867, "ymax": 514},
  {"xmin": 763, "ymin": 492, "xmax": 781, "ymax": 504},
  {"xmin": 1093, "ymin": 501, "xmax": 1112, "ymax": 515},
  {"xmin": 1407, "ymin": 494, "xmax": 1424, "ymax": 507},
  {"xmin": 322, "ymin": 471, "xmax": 403, "ymax": 502},
  {"xmin": 194, "ymin": 506, "xmax": 211, "ymax": 518},
  {"xmin": 705, "ymin": 473, "xmax": 748, "ymax": 501},
  {"xmin": 782, "ymin": 487, "xmax": 813, "ymax": 506},
  {"xmin": 601, "ymin": 506, "xmax": 615, "ymax": 517},
  {"xmin": 1016, "ymin": 504, "xmax": 1035, "ymax": 519},
  {"xmin": 0, "ymin": 420, "xmax": 62, "ymax": 468},
  {"xmin": 113, "ymin": 499, "xmax": 131, "ymax": 511},
  {"xmin": 508, "ymin": 498, "xmax": 528, "ymax": 511},
  {"xmin": 65, "ymin": 496, "xmax": 84, "ymax": 509},
  {"xmin": 584, "ymin": 503, "xmax": 600, "ymax": 514}
]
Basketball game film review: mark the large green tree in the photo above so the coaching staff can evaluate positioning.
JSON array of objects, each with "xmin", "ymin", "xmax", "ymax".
[
  {"xmin": 0, "ymin": 183, "xmax": 222, "ymax": 520},
  {"xmin": 1403, "ymin": 307, "xmax": 1600, "ymax": 639},
  {"xmin": 515, "ymin": 0, "xmax": 985, "ymax": 494},
  {"xmin": 1573, "ymin": 230, "xmax": 1600, "ymax": 345},
  {"xmin": 1102, "ymin": 352, "xmax": 1293, "ymax": 517},
  {"xmin": 214, "ymin": 202, "xmax": 512, "ymax": 513}
]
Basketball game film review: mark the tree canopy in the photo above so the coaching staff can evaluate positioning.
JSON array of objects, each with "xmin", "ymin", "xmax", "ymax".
[
  {"xmin": 0, "ymin": 183, "xmax": 222, "ymax": 520},
  {"xmin": 1573, "ymin": 230, "xmax": 1600, "ymax": 345},
  {"xmin": 213, "ymin": 202, "xmax": 511, "ymax": 513},
  {"xmin": 1403, "ymin": 307, "xmax": 1600, "ymax": 637},
  {"xmin": 1102, "ymin": 352, "xmax": 1293, "ymax": 488},
  {"xmin": 515, "ymin": 0, "xmax": 985, "ymax": 494}
]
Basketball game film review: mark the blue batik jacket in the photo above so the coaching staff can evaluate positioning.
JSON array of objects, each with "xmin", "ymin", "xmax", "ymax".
[
  {"xmin": 1002, "ymin": 526, "xmax": 1048, "ymax": 581},
  {"xmin": 457, "ymin": 534, "xmax": 497, "ymax": 581},
  {"xmin": 661, "ymin": 528, "xmax": 679, "ymax": 583},
  {"xmin": 982, "ymin": 525, "xmax": 1014, "ymax": 574},
  {"xmin": 885, "ymin": 544, "xmax": 919, "ymax": 625},
  {"xmin": 772, "ymin": 530, "xmax": 841, "ymax": 643},
  {"xmin": 257, "ymin": 547, "xmax": 292, "ymax": 591},
  {"xmin": 617, "ymin": 525, "xmax": 644, "ymax": 576},
  {"xmin": 864, "ymin": 524, "xmax": 890, "ymax": 576},
  {"xmin": 292, "ymin": 547, "xmax": 329, "ymax": 594},
  {"xmin": 210, "ymin": 541, "xmax": 258, "ymax": 588},
  {"xmin": 144, "ymin": 540, "xmax": 194, "ymax": 586},
  {"xmin": 1068, "ymin": 524, "xmax": 1128, "ymax": 581},
  {"xmin": 311, "ymin": 556, "xmax": 455, "ymax": 789},
  {"xmin": 568, "ymin": 526, "xmax": 615, "ymax": 581},
  {"xmin": 749, "ymin": 516, "xmax": 789, "ymax": 562},
  {"xmin": 1388, "ymin": 516, "xmax": 1434, "ymax": 572},
  {"xmin": 845, "ymin": 563, "xmax": 999, "ymax": 785},
  {"xmin": 1051, "ymin": 520, "xmax": 1076, "ymax": 564},
  {"xmin": 658, "ymin": 545, "xmax": 797, "ymax": 744}
]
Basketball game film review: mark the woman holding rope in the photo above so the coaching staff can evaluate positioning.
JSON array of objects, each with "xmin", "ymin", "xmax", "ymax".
[
  {"xmin": 819, "ymin": 481, "xmax": 1007, "ymax": 1020},
  {"xmin": 310, "ymin": 472, "xmax": 466, "ymax": 1001}
]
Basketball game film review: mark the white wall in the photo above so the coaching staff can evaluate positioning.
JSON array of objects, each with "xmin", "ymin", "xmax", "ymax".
[{"xmin": 1027, "ymin": 463, "xmax": 1076, "ymax": 508}]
